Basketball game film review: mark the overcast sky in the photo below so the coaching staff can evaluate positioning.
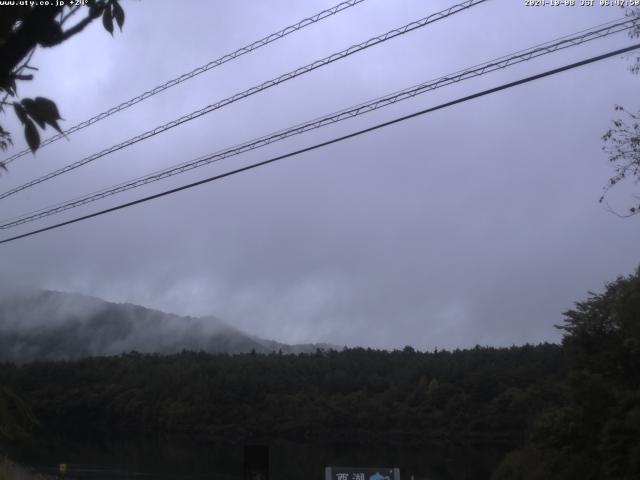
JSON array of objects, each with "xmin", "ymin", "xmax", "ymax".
[{"xmin": 0, "ymin": 0, "xmax": 638, "ymax": 350}]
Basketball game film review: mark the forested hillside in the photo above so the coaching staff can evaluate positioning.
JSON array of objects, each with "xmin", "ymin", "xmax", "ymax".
[
  {"xmin": 0, "ymin": 269, "xmax": 638, "ymax": 479},
  {"xmin": 0, "ymin": 345, "xmax": 563, "ymax": 462},
  {"xmin": 0, "ymin": 289, "xmax": 332, "ymax": 362},
  {"xmin": 493, "ymin": 267, "xmax": 640, "ymax": 479}
]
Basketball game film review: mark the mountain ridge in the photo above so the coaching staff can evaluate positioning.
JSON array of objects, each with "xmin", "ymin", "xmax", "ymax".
[{"xmin": 0, "ymin": 289, "xmax": 337, "ymax": 363}]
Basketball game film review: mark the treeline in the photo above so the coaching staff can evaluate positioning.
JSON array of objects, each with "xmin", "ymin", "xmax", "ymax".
[
  {"xmin": 492, "ymin": 267, "xmax": 640, "ymax": 479},
  {"xmin": 0, "ymin": 343, "xmax": 563, "ymax": 449},
  {"xmin": 0, "ymin": 268, "xmax": 638, "ymax": 479}
]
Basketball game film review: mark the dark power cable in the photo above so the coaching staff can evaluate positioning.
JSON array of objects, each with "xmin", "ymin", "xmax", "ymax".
[
  {"xmin": 0, "ymin": 0, "xmax": 487, "ymax": 201},
  {"xmin": 1, "ymin": 0, "xmax": 367, "ymax": 166},
  {"xmin": 2, "ymin": 42, "xmax": 637, "ymax": 246},
  {"xmin": 1, "ymin": 17, "xmax": 635, "ymax": 230}
]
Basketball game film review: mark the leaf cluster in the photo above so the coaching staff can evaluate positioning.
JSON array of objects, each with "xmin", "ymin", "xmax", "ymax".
[
  {"xmin": 493, "ymin": 268, "xmax": 640, "ymax": 479},
  {"xmin": 0, "ymin": 0, "xmax": 125, "ymax": 164},
  {"xmin": 12, "ymin": 97, "xmax": 63, "ymax": 153},
  {"xmin": 599, "ymin": 6, "xmax": 640, "ymax": 216},
  {"xmin": 601, "ymin": 105, "xmax": 640, "ymax": 216},
  {"xmin": 0, "ymin": 387, "xmax": 38, "ymax": 442},
  {"xmin": 99, "ymin": 0, "xmax": 125, "ymax": 35}
]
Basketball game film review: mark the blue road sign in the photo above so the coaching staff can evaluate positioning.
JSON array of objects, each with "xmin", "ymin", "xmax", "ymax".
[{"xmin": 325, "ymin": 467, "xmax": 400, "ymax": 480}]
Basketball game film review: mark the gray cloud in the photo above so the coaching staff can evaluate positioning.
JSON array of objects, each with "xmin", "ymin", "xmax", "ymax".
[{"xmin": 0, "ymin": 0, "xmax": 639, "ymax": 352}]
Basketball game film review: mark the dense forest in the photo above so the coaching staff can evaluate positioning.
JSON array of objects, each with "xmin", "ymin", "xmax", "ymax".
[
  {"xmin": 0, "ymin": 344, "xmax": 563, "ymax": 443},
  {"xmin": 0, "ymin": 268, "xmax": 638, "ymax": 479},
  {"xmin": 0, "ymin": 344, "xmax": 564, "ymax": 478}
]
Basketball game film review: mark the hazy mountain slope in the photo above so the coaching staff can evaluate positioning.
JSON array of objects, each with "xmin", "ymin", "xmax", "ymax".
[{"xmin": 0, "ymin": 289, "xmax": 333, "ymax": 363}]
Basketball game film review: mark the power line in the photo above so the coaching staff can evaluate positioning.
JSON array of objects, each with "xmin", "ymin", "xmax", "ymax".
[
  {"xmin": 1, "ymin": 17, "xmax": 636, "ymax": 230},
  {"xmin": 0, "ymin": 0, "xmax": 487, "ymax": 201},
  {"xmin": 0, "ymin": 0, "xmax": 366, "ymax": 166},
  {"xmin": 1, "ymin": 42, "xmax": 638, "ymax": 246}
]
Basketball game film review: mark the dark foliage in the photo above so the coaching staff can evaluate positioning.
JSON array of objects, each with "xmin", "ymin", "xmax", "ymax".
[
  {"xmin": 0, "ymin": 344, "xmax": 563, "ymax": 458},
  {"xmin": 493, "ymin": 268, "xmax": 640, "ymax": 479},
  {"xmin": 1, "ymin": 269, "xmax": 637, "ymax": 478},
  {"xmin": 0, "ymin": 0, "xmax": 125, "ymax": 163},
  {"xmin": 600, "ymin": 6, "xmax": 640, "ymax": 216},
  {"xmin": 0, "ymin": 386, "xmax": 38, "ymax": 441}
]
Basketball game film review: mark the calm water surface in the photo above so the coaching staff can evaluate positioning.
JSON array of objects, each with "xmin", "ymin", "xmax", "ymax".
[{"xmin": 7, "ymin": 434, "xmax": 499, "ymax": 480}]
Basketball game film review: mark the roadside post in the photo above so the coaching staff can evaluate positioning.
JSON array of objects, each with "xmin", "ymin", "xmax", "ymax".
[{"xmin": 244, "ymin": 444, "xmax": 269, "ymax": 480}]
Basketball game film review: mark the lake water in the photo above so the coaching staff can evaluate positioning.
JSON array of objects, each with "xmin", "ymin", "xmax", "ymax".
[{"xmin": 6, "ymin": 434, "xmax": 501, "ymax": 480}]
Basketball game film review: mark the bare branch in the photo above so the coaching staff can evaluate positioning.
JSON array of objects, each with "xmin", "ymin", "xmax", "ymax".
[
  {"xmin": 59, "ymin": 13, "xmax": 95, "ymax": 42},
  {"xmin": 59, "ymin": 6, "xmax": 82, "ymax": 26},
  {"xmin": 11, "ymin": 74, "xmax": 33, "ymax": 81},
  {"xmin": 602, "ymin": 200, "xmax": 637, "ymax": 218}
]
